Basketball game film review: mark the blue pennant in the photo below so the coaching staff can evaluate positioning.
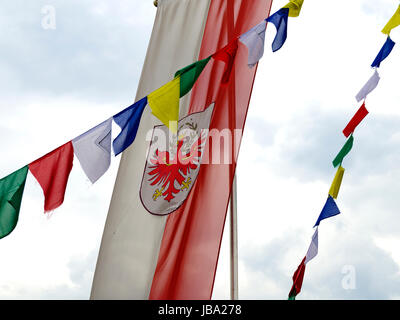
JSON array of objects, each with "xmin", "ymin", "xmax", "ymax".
[
  {"xmin": 371, "ymin": 36, "xmax": 395, "ymax": 68},
  {"xmin": 112, "ymin": 96, "xmax": 147, "ymax": 156},
  {"xmin": 314, "ymin": 195, "xmax": 341, "ymax": 227},
  {"xmin": 266, "ymin": 8, "xmax": 289, "ymax": 52}
]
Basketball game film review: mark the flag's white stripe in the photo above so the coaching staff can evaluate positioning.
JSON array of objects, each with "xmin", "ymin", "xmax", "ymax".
[
  {"xmin": 305, "ymin": 227, "xmax": 318, "ymax": 264},
  {"xmin": 90, "ymin": 0, "xmax": 211, "ymax": 299}
]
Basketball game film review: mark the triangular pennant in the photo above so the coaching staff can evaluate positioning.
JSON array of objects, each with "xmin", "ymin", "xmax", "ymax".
[
  {"xmin": 112, "ymin": 97, "xmax": 148, "ymax": 156},
  {"xmin": 29, "ymin": 142, "xmax": 74, "ymax": 212},
  {"xmin": 371, "ymin": 36, "xmax": 395, "ymax": 68},
  {"xmin": 382, "ymin": 5, "xmax": 400, "ymax": 35},
  {"xmin": 239, "ymin": 20, "xmax": 267, "ymax": 67},
  {"xmin": 314, "ymin": 195, "xmax": 341, "ymax": 227},
  {"xmin": 355, "ymin": 70, "xmax": 380, "ymax": 102},
  {"xmin": 72, "ymin": 118, "xmax": 112, "ymax": 183},
  {"xmin": 343, "ymin": 103, "xmax": 369, "ymax": 138},
  {"xmin": 305, "ymin": 228, "xmax": 318, "ymax": 264},
  {"xmin": 332, "ymin": 135, "xmax": 354, "ymax": 168},
  {"xmin": 212, "ymin": 38, "xmax": 239, "ymax": 84},
  {"xmin": 0, "ymin": 166, "xmax": 29, "ymax": 239},
  {"xmin": 266, "ymin": 8, "xmax": 289, "ymax": 52},
  {"xmin": 328, "ymin": 166, "xmax": 345, "ymax": 199},
  {"xmin": 288, "ymin": 257, "xmax": 306, "ymax": 300},
  {"xmin": 148, "ymin": 77, "xmax": 180, "ymax": 133},
  {"xmin": 283, "ymin": 0, "xmax": 304, "ymax": 17},
  {"xmin": 175, "ymin": 57, "xmax": 211, "ymax": 97}
]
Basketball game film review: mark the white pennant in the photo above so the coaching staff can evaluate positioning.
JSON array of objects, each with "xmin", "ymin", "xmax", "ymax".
[
  {"xmin": 305, "ymin": 227, "xmax": 318, "ymax": 264},
  {"xmin": 239, "ymin": 20, "xmax": 267, "ymax": 67},
  {"xmin": 72, "ymin": 118, "xmax": 112, "ymax": 184},
  {"xmin": 355, "ymin": 69, "xmax": 380, "ymax": 102}
]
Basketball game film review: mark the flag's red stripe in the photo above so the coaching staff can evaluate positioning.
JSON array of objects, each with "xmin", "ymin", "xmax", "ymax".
[
  {"xmin": 149, "ymin": 0, "xmax": 272, "ymax": 300},
  {"xmin": 343, "ymin": 102, "xmax": 369, "ymax": 138}
]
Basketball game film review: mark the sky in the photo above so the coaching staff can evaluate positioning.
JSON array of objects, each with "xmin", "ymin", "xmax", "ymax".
[{"xmin": 1, "ymin": 0, "xmax": 400, "ymax": 300}]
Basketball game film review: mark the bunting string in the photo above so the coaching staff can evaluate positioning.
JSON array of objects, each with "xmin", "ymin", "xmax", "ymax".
[{"xmin": 287, "ymin": 3, "xmax": 399, "ymax": 300}]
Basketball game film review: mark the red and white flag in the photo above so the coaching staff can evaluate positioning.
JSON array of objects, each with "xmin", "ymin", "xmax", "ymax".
[{"xmin": 91, "ymin": 0, "xmax": 272, "ymax": 300}]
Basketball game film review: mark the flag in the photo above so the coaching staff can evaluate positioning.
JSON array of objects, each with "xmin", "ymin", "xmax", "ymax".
[
  {"xmin": 72, "ymin": 118, "xmax": 112, "ymax": 183},
  {"xmin": 212, "ymin": 38, "xmax": 239, "ymax": 84},
  {"xmin": 266, "ymin": 8, "xmax": 289, "ymax": 52},
  {"xmin": 91, "ymin": 0, "xmax": 272, "ymax": 300},
  {"xmin": 239, "ymin": 20, "xmax": 267, "ymax": 67},
  {"xmin": 148, "ymin": 77, "xmax": 180, "ymax": 133},
  {"xmin": 175, "ymin": 57, "xmax": 211, "ymax": 97},
  {"xmin": 332, "ymin": 135, "xmax": 354, "ymax": 168},
  {"xmin": 0, "ymin": 166, "xmax": 28, "ymax": 239},
  {"xmin": 343, "ymin": 103, "xmax": 368, "ymax": 138},
  {"xmin": 314, "ymin": 195, "xmax": 341, "ymax": 227},
  {"xmin": 288, "ymin": 257, "xmax": 306, "ymax": 300},
  {"xmin": 113, "ymin": 97, "xmax": 148, "ymax": 156},
  {"xmin": 283, "ymin": 0, "xmax": 304, "ymax": 17},
  {"xmin": 29, "ymin": 142, "xmax": 74, "ymax": 212},
  {"xmin": 328, "ymin": 166, "xmax": 345, "ymax": 199},
  {"xmin": 382, "ymin": 5, "xmax": 400, "ymax": 35},
  {"xmin": 355, "ymin": 70, "xmax": 380, "ymax": 102},
  {"xmin": 371, "ymin": 36, "xmax": 395, "ymax": 68},
  {"xmin": 305, "ymin": 228, "xmax": 318, "ymax": 264}
]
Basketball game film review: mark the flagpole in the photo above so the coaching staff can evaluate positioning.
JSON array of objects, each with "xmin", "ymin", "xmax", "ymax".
[
  {"xmin": 229, "ymin": 175, "xmax": 239, "ymax": 300},
  {"xmin": 226, "ymin": 0, "xmax": 238, "ymax": 301}
]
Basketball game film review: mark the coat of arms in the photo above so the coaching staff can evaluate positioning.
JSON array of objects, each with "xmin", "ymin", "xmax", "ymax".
[{"xmin": 140, "ymin": 103, "xmax": 214, "ymax": 215}]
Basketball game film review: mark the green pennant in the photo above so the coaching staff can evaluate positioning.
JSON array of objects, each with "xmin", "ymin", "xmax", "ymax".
[
  {"xmin": 0, "ymin": 166, "xmax": 29, "ymax": 239},
  {"xmin": 332, "ymin": 135, "xmax": 354, "ymax": 168},
  {"xmin": 175, "ymin": 56, "xmax": 211, "ymax": 98}
]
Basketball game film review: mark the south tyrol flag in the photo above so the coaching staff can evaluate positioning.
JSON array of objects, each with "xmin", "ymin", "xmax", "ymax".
[{"xmin": 91, "ymin": 0, "xmax": 273, "ymax": 300}]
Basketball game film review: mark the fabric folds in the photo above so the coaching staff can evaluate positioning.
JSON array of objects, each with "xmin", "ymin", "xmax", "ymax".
[
  {"xmin": 212, "ymin": 39, "xmax": 239, "ymax": 84},
  {"xmin": 239, "ymin": 20, "xmax": 267, "ymax": 67},
  {"xmin": 266, "ymin": 8, "xmax": 289, "ymax": 52},
  {"xmin": 0, "ymin": 166, "xmax": 29, "ymax": 239},
  {"xmin": 113, "ymin": 97, "xmax": 148, "ymax": 156},
  {"xmin": 382, "ymin": 5, "xmax": 400, "ymax": 35},
  {"xmin": 29, "ymin": 142, "xmax": 74, "ymax": 212},
  {"xmin": 305, "ymin": 227, "xmax": 318, "ymax": 264},
  {"xmin": 343, "ymin": 103, "xmax": 369, "ymax": 138},
  {"xmin": 175, "ymin": 57, "xmax": 211, "ymax": 97},
  {"xmin": 148, "ymin": 77, "xmax": 180, "ymax": 133},
  {"xmin": 371, "ymin": 36, "xmax": 395, "ymax": 68},
  {"xmin": 288, "ymin": 257, "xmax": 306, "ymax": 300},
  {"xmin": 283, "ymin": 0, "xmax": 304, "ymax": 17},
  {"xmin": 332, "ymin": 135, "xmax": 354, "ymax": 168},
  {"xmin": 72, "ymin": 118, "xmax": 112, "ymax": 183},
  {"xmin": 355, "ymin": 70, "xmax": 380, "ymax": 102},
  {"xmin": 328, "ymin": 166, "xmax": 345, "ymax": 199}
]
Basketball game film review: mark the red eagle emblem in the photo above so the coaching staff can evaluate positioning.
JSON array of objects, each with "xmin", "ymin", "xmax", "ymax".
[{"xmin": 147, "ymin": 133, "xmax": 205, "ymax": 202}]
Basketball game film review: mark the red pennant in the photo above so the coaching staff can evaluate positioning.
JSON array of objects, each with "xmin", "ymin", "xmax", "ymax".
[
  {"xmin": 212, "ymin": 38, "xmax": 238, "ymax": 84},
  {"xmin": 29, "ymin": 141, "xmax": 74, "ymax": 212},
  {"xmin": 289, "ymin": 257, "xmax": 306, "ymax": 299},
  {"xmin": 343, "ymin": 102, "xmax": 369, "ymax": 138}
]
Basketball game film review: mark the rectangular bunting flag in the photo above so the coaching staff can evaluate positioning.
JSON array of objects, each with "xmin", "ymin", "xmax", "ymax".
[{"xmin": 0, "ymin": 166, "xmax": 28, "ymax": 239}]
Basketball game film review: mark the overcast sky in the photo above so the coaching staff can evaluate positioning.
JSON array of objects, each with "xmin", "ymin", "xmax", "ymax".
[{"xmin": 1, "ymin": 0, "xmax": 400, "ymax": 300}]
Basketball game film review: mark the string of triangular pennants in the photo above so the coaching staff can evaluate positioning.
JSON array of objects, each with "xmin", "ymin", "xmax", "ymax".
[
  {"xmin": 0, "ymin": 1, "xmax": 304, "ymax": 239},
  {"xmin": 287, "ymin": 4, "xmax": 400, "ymax": 300}
]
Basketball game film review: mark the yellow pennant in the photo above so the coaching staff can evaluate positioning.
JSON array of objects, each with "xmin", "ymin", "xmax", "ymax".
[
  {"xmin": 382, "ymin": 5, "xmax": 400, "ymax": 35},
  {"xmin": 329, "ymin": 166, "xmax": 345, "ymax": 199},
  {"xmin": 283, "ymin": 0, "xmax": 304, "ymax": 17},
  {"xmin": 148, "ymin": 76, "xmax": 180, "ymax": 133}
]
